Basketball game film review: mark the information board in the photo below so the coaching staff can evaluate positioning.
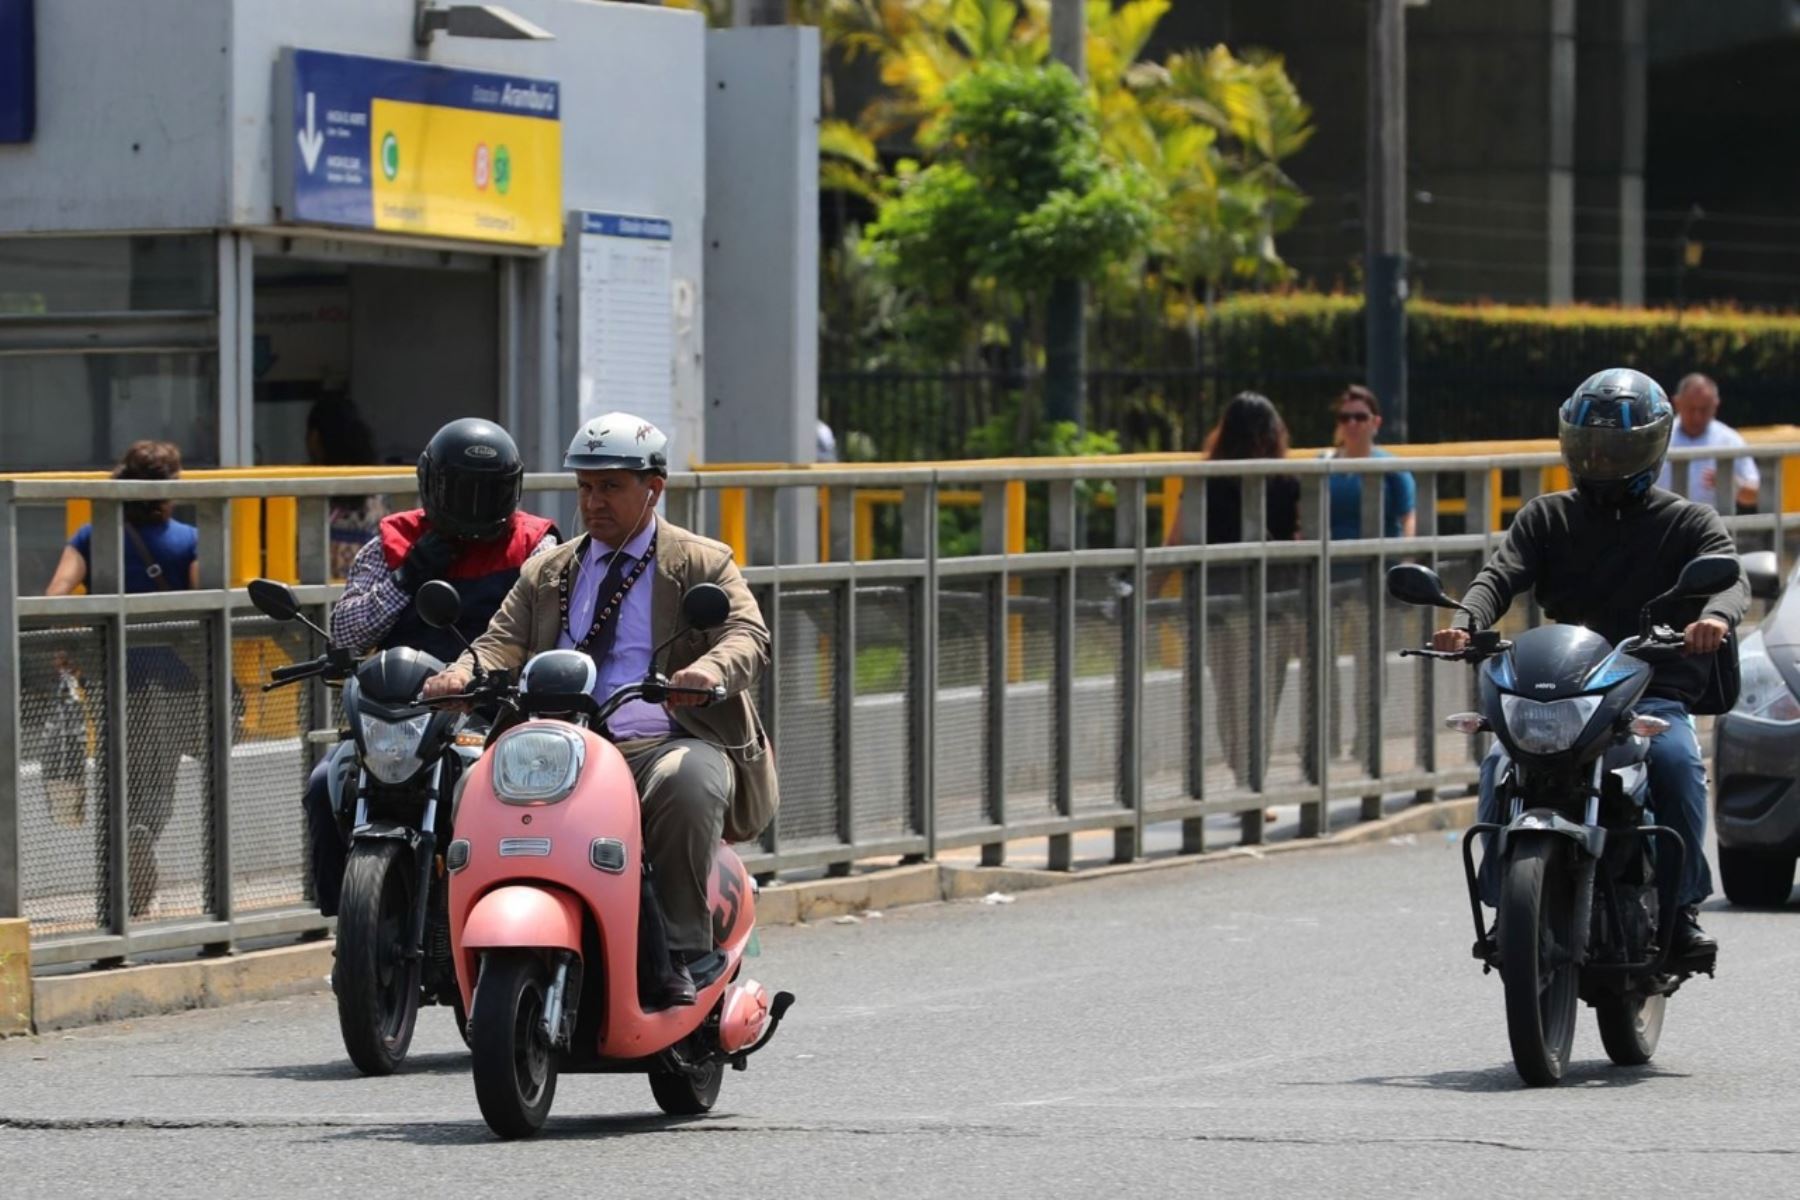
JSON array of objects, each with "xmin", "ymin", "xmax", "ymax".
[{"xmin": 572, "ymin": 212, "xmax": 675, "ymax": 434}]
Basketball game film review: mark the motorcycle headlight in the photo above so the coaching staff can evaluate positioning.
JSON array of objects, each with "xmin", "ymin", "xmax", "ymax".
[
  {"xmin": 1500, "ymin": 694, "xmax": 1603, "ymax": 755},
  {"xmin": 359, "ymin": 712, "xmax": 432, "ymax": 785},
  {"xmin": 1736, "ymin": 632, "xmax": 1800, "ymax": 722},
  {"xmin": 493, "ymin": 727, "xmax": 584, "ymax": 804}
]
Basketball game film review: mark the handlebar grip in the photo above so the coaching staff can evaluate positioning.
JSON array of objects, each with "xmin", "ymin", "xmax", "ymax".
[{"xmin": 270, "ymin": 659, "xmax": 323, "ymax": 684}]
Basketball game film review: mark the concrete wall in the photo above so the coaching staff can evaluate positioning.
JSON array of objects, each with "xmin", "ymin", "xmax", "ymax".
[{"xmin": 0, "ymin": 1, "xmax": 234, "ymax": 231}]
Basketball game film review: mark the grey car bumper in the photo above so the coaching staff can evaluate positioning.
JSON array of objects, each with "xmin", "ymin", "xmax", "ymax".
[{"xmin": 1714, "ymin": 711, "xmax": 1800, "ymax": 854}]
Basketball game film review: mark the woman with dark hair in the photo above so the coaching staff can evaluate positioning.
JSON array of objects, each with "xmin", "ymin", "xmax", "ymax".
[
  {"xmin": 45, "ymin": 440, "xmax": 204, "ymax": 922},
  {"xmin": 46, "ymin": 440, "xmax": 199, "ymax": 595},
  {"xmin": 1171, "ymin": 394, "xmax": 1306, "ymax": 799},
  {"xmin": 306, "ymin": 396, "xmax": 388, "ymax": 581}
]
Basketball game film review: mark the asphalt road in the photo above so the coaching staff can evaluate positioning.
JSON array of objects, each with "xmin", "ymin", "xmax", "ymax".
[{"xmin": 3, "ymin": 835, "xmax": 1798, "ymax": 1199}]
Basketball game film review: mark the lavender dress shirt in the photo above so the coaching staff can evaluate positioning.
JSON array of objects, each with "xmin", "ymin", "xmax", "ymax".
[{"xmin": 557, "ymin": 518, "xmax": 676, "ymax": 740}]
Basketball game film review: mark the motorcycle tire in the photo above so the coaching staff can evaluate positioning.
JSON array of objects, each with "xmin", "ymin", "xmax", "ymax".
[
  {"xmin": 471, "ymin": 951, "xmax": 558, "ymax": 1139},
  {"xmin": 649, "ymin": 1060, "xmax": 723, "ymax": 1116},
  {"xmin": 335, "ymin": 840, "xmax": 422, "ymax": 1077},
  {"xmin": 1499, "ymin": 838, "xmax": 1580, "ymax": 1086},
  {"xmin": 1595, "ymin": 992, "xmax": 1666, "ymax": 1066}
]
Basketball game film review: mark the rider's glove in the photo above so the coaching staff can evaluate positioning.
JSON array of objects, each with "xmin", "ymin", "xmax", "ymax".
[{"xmin": 391, "ymin": 531, "xmax": 456, "ymax": 594}]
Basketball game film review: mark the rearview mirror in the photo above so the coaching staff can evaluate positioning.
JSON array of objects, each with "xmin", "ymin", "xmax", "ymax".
[
  {"xmin": 248, "ymin": 578, "xmax": 301, "ymax": 622},
  {"xmin": 1671, "ymin": 554, "xmax": 1741, "ymax": 600},
  {"xmin": 1742, "ymin": 551, "xmax": 1782, "ymax": 601},
  {"xmin": 1386, "ymin": 564, "xmax": 1460, "ymax": 610},
  {"xmin": 682, "ymin": 583, "xmax": 731, "ymax": 632},
  {"xmin": 416, "ymin": 580, "xmax": 464, "ymax": 631}
]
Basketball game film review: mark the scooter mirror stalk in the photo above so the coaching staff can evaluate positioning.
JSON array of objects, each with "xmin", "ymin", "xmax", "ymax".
[
  {"xmin": 248, "ymin": 577, "xmax": 330, "ymax": 641},
  {"xmin": 415, "ymin": 580, "xmax": 484, "ymax": 681},
  {"xmin": 1387, "ymin": 563, "xmax": 1474, "ymax": 618}
]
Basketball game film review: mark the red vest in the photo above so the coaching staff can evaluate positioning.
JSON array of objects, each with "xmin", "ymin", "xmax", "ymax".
[{"xmin": 377, "ymin": 509, "xmax": 557, "ymax": 662}]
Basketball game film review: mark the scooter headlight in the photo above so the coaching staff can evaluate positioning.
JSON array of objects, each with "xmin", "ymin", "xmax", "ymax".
[
  {"xmin": 1500, "ymin": 694, "xmax": 1603, "ymax": 755},
  {"xmin": 493, "ymin": 726, "xmax": 585, "ymax": 804},
  {"xmin": 359, "ymin": 712, "xmax": 432, "ymax": 784}
]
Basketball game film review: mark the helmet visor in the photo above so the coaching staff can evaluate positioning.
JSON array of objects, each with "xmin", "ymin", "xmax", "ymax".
[
  {"xmin": 1559, "ymin": 420, "xmax": 1668, "ymax": 482},
  {"xmin": 429, "ymin": 468, "xmax": 522, "ymax": 539}
]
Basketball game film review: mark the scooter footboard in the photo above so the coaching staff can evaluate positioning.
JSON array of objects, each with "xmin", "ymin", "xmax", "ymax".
[{"xmin": 462, "ymin": 884, "xmax": 585, "ymax": 954}]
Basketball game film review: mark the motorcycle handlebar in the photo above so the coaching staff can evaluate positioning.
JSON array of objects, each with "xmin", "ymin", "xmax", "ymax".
[{"xmin": 264, "ymin": 657, "xmax": 328, "ymax": 691}]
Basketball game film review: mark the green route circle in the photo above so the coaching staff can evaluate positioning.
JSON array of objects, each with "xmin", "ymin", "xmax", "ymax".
[
  {"xmin": 494, "ymin": 145, "xmax": 511, "ymax": 195},
  {"xmin": 380, "ymin": 132, "xmax": 399, "ymax": 181}
]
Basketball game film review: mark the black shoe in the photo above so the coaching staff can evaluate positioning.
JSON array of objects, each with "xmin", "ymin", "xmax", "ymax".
[
  {"xmin": 651, "ymin": 957, "xmax": 698, "ymax": 1009},
  {"xmin": 1672, "ymin": 906, "xmax": 1717, "ymax": 961}
]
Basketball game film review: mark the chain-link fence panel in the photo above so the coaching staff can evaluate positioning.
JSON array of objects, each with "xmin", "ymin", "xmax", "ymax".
[
  {"xmin": 934, "ymin": 583, "xmax": 991, "ymax": 836},
  {"xmin": 1143, "ymin": 570, "xmax": 1194, "ymax": 806},
  {"xmin": 770, "ymin": 587, "xmax": 841, "ymax": 847},
  {"xmin": 230, "ymin": 616, "xmax": 314, "ymax": 912},
  {"xmin": 852, "ymin": 583, "xmax": 916, "ymax": 842},
  {"xmin": 123, "ymin": 619, "xmax": 214, "ymax": 923},
  {"xmin": 1003, "ymin": 574, "xmax": 1060, "ymax": 821},
  {"xmin": 1200, "ymin": 566, "xmax": 1255, "ymax": 801},
  {"xmin": 1072, "ymin": 569, "xmax": 1125, "ymax": 812},
  {"xmin": 18, "ymin": 623, "xmax": 110, "ymax": 936},
  {"xmin": 1264, "ymin": 563, "xmax": 1320, "ymax": 792}
]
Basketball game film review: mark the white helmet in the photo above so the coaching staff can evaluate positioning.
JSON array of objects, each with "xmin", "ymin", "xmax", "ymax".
[{"xmin": 563, "ymin": 412, "xmax": 669, "ymax": 475}]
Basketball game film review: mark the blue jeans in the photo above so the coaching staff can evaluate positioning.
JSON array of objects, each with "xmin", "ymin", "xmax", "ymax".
[
  {"xmin": 303, "ymin": 758, "xmax": 347, "ymax": 917},
  {"xmin": 1476, "ymin": 695, "xmax": 1713, "ymax": 910}
]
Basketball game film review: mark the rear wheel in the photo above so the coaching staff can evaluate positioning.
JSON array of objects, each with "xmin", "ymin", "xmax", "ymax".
[
  {"xmin": 1718, "ymin": 847, "xmax": 1796, "ymax": 908},
  {"xmin": 335, "ymin": 841, "xmax": 421, "ymax": 1076},
  {"xmin": 649, "ymin": 1060, "xmax": 723, "ymax": 1116},
  {"xmin": 1596, "ymin": 992, "xmax": 1666, "ymax": 1066},
  {"xmin": 1499, "ymin": 839, "xmax": 1580, "ymax": 1086},
  {"xmin": 471, "ymin": 952, "xmax": 558, "ymax": 1139}
]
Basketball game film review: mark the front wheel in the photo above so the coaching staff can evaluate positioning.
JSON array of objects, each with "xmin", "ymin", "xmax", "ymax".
[
  {"xmin": 470, "ymin": 952, "xmax": 558, "ymax": 1139},
  {"xmin": 1595, "ymin": 992, "xmax": 1666, "ymax": 1066},
  {"xmin": 335, "ymin": 841, "xmax": 421, "ymax": 1076},
  {"xmin": 649, "ymin": 1060, "xmax": 723, "ymax": 1116},
  {"xmin": 1499, "ymin": 839, "xmax": 1581, "ymax": 1086}
]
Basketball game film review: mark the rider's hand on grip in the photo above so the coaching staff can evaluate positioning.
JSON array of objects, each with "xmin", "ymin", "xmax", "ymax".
[
  {"xmin": 1432, "ymin": 627, "xmax": 1471, "ymax": 654},
  {"xmin": 666, "ymin": 665, "xmax": 724, "ymax": 708},
  {"xmin": 1683, "ymin": 617, "xmax": 1729, "ymax": 656},
  {"xmin": 421, "ymin": 665, "xmax": 473, "ymax": 703}
]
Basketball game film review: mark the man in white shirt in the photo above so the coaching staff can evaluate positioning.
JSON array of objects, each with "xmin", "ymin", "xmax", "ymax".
[{"xmin": 1655, "ymin": 373, "xmax": 1760, "ymax": 510}]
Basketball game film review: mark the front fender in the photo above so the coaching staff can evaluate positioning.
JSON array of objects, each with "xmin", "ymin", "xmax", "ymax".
[
  {"xmin": 462, "ymin": 884, "xmax": 585, "ymax": 954},
  {"xmin": 1498, "ymin": 808, "xmax": 1606, "ymax": 861}
]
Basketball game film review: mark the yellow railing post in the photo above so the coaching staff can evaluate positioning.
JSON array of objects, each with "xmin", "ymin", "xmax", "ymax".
[
  {"xmin": 1006, "ymin": 480, "xmax": 1026, "ymax": 683},
  {"xmin": 265, "ymin": 496, "xmax": 299, "ymax": 583},
  {"xmin": 230, "ymin": 499, "xmax": 263, "ymax": 587},
  {"xmin": 719, "ymin": 487, "xmax": 747, "ymax": 565}
]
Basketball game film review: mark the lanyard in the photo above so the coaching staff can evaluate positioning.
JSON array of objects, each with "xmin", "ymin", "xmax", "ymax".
[{"xmin": 556, "ymin": 536, "xmax": 657, "ymax": 654}]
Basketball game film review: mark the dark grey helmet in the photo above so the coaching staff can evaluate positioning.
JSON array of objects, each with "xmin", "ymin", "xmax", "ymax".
[
  {"xmin": 417, "ymin": 418, "xmax": 524, "ymax": 541},
  {"xmin": 1557, "ymin": 368, "xmax": 1673, "ymax": 503}
]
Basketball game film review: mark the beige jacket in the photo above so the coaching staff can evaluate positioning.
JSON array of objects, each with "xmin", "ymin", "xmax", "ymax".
[{"xmin": 456, "ymin": 519, "xmax": 777, "ymax": 843}]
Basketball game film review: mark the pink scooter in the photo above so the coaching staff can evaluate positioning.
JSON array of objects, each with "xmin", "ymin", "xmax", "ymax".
[{"xmin": 416, "ymin": 581, "xmax": 793, "ymax": 1139}]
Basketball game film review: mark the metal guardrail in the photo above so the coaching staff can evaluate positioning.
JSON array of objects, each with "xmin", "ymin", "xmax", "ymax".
[{"xmin": 3, "ymin": 443, "xmax": 1795, "ymax": 968}]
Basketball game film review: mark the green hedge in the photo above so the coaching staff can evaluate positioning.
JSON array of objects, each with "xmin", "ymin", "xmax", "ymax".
[{"xmin": 1201, "ymin": 294, "xmax": 1800, "ymax": 447}]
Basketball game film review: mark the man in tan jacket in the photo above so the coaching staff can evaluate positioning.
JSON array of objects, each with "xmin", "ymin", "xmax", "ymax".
[{"xmin": 422, "ymin": 413, "xmax": 776, "ymax": 1006}]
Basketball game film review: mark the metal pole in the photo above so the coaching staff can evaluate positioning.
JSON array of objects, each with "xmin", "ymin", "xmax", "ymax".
[
  {"xmin": 1364, "ymin": 0, "xmax": 1408, "ymax": 438},
  {"xmin": 1045, "ymin": 0, "xmax": 1087, "ymax": 428}
]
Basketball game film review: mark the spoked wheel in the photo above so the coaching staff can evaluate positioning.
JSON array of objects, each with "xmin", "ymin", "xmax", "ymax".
[
  {"xmin": 1499, "ymin": 839, "xmax": 1580, "ymax": 1086},
  {"xmin": 649, "ymin": 1059, "xmax": 724, "ymax": 1116},
  {"xmin": 1595, "ymin": 992, "xmax": 1666, "ymax": 1066},
  {"xmin": 335, "ymin": 841, "xmax": 421, "ymax": 1076},
  {"xmin": 471, "ymin": 952, "xmax": 558, "ymax": 1139}
]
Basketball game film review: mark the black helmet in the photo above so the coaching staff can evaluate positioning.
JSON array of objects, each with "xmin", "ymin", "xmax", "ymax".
[
  {"xmin": 417, "ymin": 418, "xmax": 524, "ymax": 541},
  {"xmin": 1557, "ymin": 368, "xmax": 1673, "ymax": 506}
]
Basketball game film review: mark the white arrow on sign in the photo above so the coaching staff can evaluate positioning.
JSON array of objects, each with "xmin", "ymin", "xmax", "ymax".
[{"xmin": 297, "ymin": 92, "xmax": 324, "ymax": 174}]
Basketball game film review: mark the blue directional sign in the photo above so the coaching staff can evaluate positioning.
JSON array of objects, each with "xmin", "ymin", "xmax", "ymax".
[
  {"xmin": 277, "ymin": 47, "xmax": 563, "ymax": 246},
  {"xmin": 0, "ymin": 0, "xmax": 34, "ymax": 144}
]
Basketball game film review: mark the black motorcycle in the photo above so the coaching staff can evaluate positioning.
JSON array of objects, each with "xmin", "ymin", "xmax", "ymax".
[
  {"xmin": 1387, "ymin": 554, "xmax": 1738, "ymax": 1086},
  {"xmin": 250, "ymin": 578, "xmax": 483, "ymax": 1075}
]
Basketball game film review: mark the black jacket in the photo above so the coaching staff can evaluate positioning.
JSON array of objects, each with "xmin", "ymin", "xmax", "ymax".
[{"xmin": 1460, "ymin": 487, "xmax": 1750, "ymax": 706}]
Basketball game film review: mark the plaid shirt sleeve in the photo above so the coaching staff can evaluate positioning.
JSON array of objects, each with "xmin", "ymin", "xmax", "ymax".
[
  {"xmin": 329, "ymin": 536, "xmax": 411, "ymax": 653},
  {"xmin": 328, "ymin": 529, "xmax": 560, "ymax": 654}
]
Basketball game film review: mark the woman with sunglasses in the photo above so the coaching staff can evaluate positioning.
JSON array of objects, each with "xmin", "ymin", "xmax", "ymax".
[
  {"xmin": 1323, "ymin": 385, "xmax": 1416, "ymax": 541},
  {"xmin": 1320, "ymin": 385, "xmax": 1416, "ymax": 774}
]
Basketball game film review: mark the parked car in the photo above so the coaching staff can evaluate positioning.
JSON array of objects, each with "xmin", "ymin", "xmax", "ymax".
[{"xmin": 1712, "ymin": 550, "xmax": 1799, "ymax": 906}]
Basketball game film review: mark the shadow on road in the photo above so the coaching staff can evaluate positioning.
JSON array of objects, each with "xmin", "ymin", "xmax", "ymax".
[
  {"xmin": 1328, "ymin": 1060, "xmax": 1692, "ymax": 1092},
  {"xmin": 140, "ymin": 1051, "xmax": 475, "ymax": 1084},
  {"xmin": 318, "ymin": 1111, "xmax": 714, "ymax": 1146}
]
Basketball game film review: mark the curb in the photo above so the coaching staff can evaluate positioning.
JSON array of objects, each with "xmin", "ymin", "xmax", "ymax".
[{"xmin": 17, "ymin": 800, "xmax": 1475, "ymax": 1035}]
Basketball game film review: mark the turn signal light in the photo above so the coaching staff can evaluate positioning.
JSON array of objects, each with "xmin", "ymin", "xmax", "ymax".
[
  {"xmin": 1629, "ymin": 714, "xmax": 1672, "ymax": 738},
  {"xmin": 454, "ymin": 731, "xmax": 487, "ymax": 748},
  {"xmin": 445, "ymin": 839, "xmax": 471, "ymax": 872},
  {"xmin": 1444, "ymin": 712, "xmax": 1488, "ymax": 734}
]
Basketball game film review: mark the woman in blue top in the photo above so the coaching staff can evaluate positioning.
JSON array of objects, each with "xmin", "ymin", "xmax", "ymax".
[
  {"xmin": 1321, "ymin": 386, "xmax": 1415, "ymax": 773},
  {"xmin": 44, "ymin": 440, "xmax": 203, "ymax": 922}
]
